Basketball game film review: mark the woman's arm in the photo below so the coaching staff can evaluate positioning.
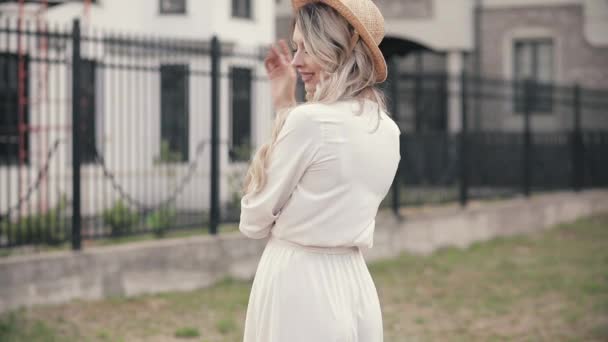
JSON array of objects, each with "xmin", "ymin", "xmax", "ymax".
[{"xmin": 239, "ymin": 107, "xmax": 321, "ymax": 239}]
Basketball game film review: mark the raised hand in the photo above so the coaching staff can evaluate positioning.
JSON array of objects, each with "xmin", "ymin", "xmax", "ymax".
[{"xmin": 264, "ymin": 39, "xmax": 297, "ymax": 111}]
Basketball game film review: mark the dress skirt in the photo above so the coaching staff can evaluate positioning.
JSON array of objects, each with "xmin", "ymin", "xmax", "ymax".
[{"xmin": 243, "ymin": 235, "xmax": 383, "ymax": 342}]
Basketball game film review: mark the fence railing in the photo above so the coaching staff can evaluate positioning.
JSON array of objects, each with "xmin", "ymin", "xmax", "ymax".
[
  {"xmin": 1, "ymin": 19, "xmax": 607, "ymax": 251},
  {"xmin": 0, "ymin": 19, "xmax": 271, "ymax": 250},
  {"xmin": 386, "ymin": 71, "xmax": 608, "ymax": 212}
]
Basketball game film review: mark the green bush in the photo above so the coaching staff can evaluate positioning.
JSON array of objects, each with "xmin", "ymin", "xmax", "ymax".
[
  {"xmin": 154, "ymin": 139, "xmax": 184, "ymax": 164},
  {"xmin": 102, "ymin": 200, "xmax": 139, "ymax": 237},
  {"xmin": 146, "ymin": 207, "xmax": 176, "ymax": 238},
  {"xmin": 0, "ymin": 196, "xmax": 69, "ymax": 246}
]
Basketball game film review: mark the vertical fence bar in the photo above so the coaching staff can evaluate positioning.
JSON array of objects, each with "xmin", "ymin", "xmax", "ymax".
[
  {"xmin": 209, "ymin": 36, "xmax": 220, "ymax": 235},
  {"xmin": 459, "ymin": 72, "xmax": 468, "ymax": 206},
  {"xmin": 54, "ymin": 22, "xmax": 62, "ymax": 241},
  {"xmin": 522, "ymin": 79, "xmax": 532, "ymax": 197},
  {"xmin": 389, "ymin": 58, "xmax": 400, "ymax": 215},
  {"xmin": 2, "ymin": 18, "xmax": 10, "ymax": 247},
  {"xmin": 572, "ymin": 84, "xmax": 583, "ymax": 191},
  {"xmin": 25, "ymin": 20, "xmax": 33, "ymax": 245},
  {"xmin": 37, "ymin": 20, "xmax": 47, "ymax": 244},
  {"xmin": 414, "ymin": 54, "xmax": 422, "ymax": 132},
  {"xmin": 473, "ymin": 0, "xmax": 482, "ymax": 132},
  {"xmin": 71, "ymin": 19, "xmax": 82, "ymax": 250}
]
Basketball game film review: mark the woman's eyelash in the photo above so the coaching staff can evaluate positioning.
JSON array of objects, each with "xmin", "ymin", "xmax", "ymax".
[{"xmin": 291, "ymin": 46, "xmax": 308, "ymax": 54}]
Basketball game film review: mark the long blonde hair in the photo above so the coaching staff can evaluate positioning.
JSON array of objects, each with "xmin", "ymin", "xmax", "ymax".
[{"xmin": 242, "ymin": 2, "xmax": 388, "ymax": 195}]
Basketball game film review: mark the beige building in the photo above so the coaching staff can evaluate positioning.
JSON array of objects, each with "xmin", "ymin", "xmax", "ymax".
[{"xmin": 276, "ymin": 0, "xmax": 608, "ymax": 133}]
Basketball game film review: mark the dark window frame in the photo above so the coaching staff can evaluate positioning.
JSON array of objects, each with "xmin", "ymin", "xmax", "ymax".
[
  {"xmin": 232, "ymin": 0, "xmax": 252, "ymax": 19},
  {"xmin": 159, "ymin": 0, "xmax": 187, "ymax": 15},
  {"xmin": 0, "ymin": 53, "xmax": 29, "ymax": 166},
  {"xmin": 513, "ymin": 38, "xmax": 555, "ymax": 114},
  {"xmin": 229, "ymin": 66, "xmax": 252, "ymax": 162},
  {"xmin": 160, "ymin": 64, "xmax": 189, "ymax": 163}
]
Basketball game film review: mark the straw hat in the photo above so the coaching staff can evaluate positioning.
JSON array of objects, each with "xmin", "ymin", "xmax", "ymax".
[{"xmin": 291, "ymin": 0, "xmax": 387, "ymax": 83}]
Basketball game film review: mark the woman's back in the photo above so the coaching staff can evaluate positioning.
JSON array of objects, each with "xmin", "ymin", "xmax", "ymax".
[
  {"xmin": 239, "ymin": 100, "xmax": 400, "ymax": 247},
  {"xmin": 270, "ymin": 100, "xmax": 401, "ymax": 248}
]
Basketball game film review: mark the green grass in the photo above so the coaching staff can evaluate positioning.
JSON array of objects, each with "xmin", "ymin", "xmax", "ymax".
[
  {"xmin": 0, "ymin": 311, "xmax": 69, "ymax": 342},
  {"xmin": 1, "ymin": 213, "xmax": 607, "ymax": 341},
  {"xmin": 174, "ymin": 327, "xmax": 200, "ymax": 338}
]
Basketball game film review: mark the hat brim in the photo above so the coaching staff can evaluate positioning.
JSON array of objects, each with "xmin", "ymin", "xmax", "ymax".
[{"xmin": 291, "ymin": 0, "xmax": 387, "ymax": 83}]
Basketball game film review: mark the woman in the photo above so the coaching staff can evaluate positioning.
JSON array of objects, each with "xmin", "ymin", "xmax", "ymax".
[{"xmin": 239, "ymin": 0, "xmax": 400, "ymax": 341}]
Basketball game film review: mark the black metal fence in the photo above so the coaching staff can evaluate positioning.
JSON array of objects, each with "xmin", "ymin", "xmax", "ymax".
[
  {"xmin": 386, "ymin": 69, "xmax": 608, "ymax": 211},
  {"xmin": 1, "ymin": 19, "xmax": 607, "ymax": 251},
  {"xmin": 0, "ymin": 19, "xmax": 271, "ymax": 250}
]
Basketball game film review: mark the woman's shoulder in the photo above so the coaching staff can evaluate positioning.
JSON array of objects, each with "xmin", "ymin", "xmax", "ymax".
[
  {"xmin": 280, "ymin": 105, "xmax": 324, "ymax": 137},
  {"xmin": 290, "ymin": 99, "xmax": 370, "ymax": 117},
  {"xmin": 290, "ymin": 101, "xmax": 337, "ymax": 116},
  {"xmin": 284, "ymin": 102, "xmax": 341, "ymax": 129}
]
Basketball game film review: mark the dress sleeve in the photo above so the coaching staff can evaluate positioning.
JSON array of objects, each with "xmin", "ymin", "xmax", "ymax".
[{"xmin": 239, "ymin": 107, "xmax": 321, "ymax": 239}]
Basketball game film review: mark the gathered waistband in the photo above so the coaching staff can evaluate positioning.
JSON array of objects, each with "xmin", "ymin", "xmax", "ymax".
[{"xmin": 268, "ymin": 235, "xmax": 360, "ymax": 255}]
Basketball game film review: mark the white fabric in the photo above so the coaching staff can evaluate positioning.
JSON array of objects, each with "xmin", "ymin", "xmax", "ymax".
[
  {"xmin": 239, "ymin": 99, "xmax": 401, "ymax": 342},
  {"xmin": 243, "ymin": 235, "xmax": 384, "ymax": 342},
  {"xmin": 239, "ymin": 99, "xmax": 401, "ymax": 248}
]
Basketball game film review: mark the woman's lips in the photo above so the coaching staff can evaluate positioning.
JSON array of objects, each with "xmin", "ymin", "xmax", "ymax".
[{"xmin": 300, "ymin": 72, "xmax": 314, "ymax": 83}]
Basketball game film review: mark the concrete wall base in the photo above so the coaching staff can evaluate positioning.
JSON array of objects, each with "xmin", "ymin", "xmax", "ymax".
[{"xmin": 1, "ymin": 190, "xmax": 607, "ymax": 313}]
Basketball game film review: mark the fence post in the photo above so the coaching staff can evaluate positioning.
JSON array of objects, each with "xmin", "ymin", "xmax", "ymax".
[
  {"xmin": 389, "ymin": 58, "xmax": 401, "ymax": 215},
  {"xmin": 522, "ymin": 79, "xmax": 532, "ymax": 197},
  {"xmin": 459, "ymin": 72, "xmax": 468, "ymax": 207},
  {"xmin": 71, "ymin": 19, "xmax": 82, "ymax": 250},
  {"xmin": 209, "ymin": 36, "xmax": 220, "ymax": 235},
  {"xmin": 414, "ymin": 55, "xmax": 422, "ymax": 132},
  {"xmin": 572, "ymin": 84, "xmax": 583, "ymax": 191}
]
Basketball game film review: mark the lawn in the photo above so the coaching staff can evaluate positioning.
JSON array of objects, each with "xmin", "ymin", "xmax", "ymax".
[{"xmin": 1, "ymin": 213, "xmax": 607, "ymax": 342}]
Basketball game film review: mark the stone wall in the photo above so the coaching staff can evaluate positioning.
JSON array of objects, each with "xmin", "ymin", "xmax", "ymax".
[{"xmin": 1, "ymin": 190, "xmax": 608, "ymax": 313}]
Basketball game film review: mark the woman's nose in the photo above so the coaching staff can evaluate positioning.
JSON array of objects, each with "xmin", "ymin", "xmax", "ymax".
[{"xmin": 291, "ymin": 50, "xmax": 303, "ymax": 67}]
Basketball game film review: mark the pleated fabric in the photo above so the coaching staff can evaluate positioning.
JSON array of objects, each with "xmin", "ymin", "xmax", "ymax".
[{"xmin": 243, "ymin": 235, "xmax": 383, "ymax": 342}]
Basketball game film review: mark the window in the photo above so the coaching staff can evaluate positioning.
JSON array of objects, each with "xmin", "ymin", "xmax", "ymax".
[
  {"xmin": 232, "ymin": 0, "xmax": 252, "ymax": 19},
  {"xmin": 513, "ymin": 38, "xmax": 554, "ymax": 113},
  {"xmin": 160, "ymin": 0, "xmax": 186, "ymax": 14},
  {"xmin": 160, "ymin": 64, "xmax": 189, "ymax": 163},
  {"xmin": 230, "ymin": 67, "xmax": 252, "ymax": 162},
  {"xmin": 0, "ymin": 53, "xmax": 28, "ymax": 165},
  {"xmin": 79, "ymin": 59, "xmax": 97, "ymax": 164}
]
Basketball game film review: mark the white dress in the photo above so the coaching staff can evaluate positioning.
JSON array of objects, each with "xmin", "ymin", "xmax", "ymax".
[{"xmin": 239, "ymin": 99, "xmax": 401, "ymax": 342}]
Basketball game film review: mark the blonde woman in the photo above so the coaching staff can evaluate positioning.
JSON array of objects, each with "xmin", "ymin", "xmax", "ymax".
[{"xmin": 239, "ymin": 0, "xmax": 400, "ymax": 340}]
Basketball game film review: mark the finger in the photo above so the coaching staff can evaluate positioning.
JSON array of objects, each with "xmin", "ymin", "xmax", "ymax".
[
  {"xmin": 264, "ymin": 55, "xmax": 273, "ymax": 71},
  {"xmin": 267, "ymin": 44, "xmax": 279, "ymax": 61},
  {"xmin": 265, "ymin": 45, "xmax": 275, "ymax": 60},
  {"xmin": 278, "ymin": 39, "xmax": 293, "ymax": 60},
  {"xmin": 264, "ymin": 50, "xmax": 273, "ymax": 68},
  {"xmin": 265, "ymin": 46, "xmax": 279, "ymax": 68},
  {"xmin": 270, "ymin": 44, "xmax": 288, "ymax": 66}
]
